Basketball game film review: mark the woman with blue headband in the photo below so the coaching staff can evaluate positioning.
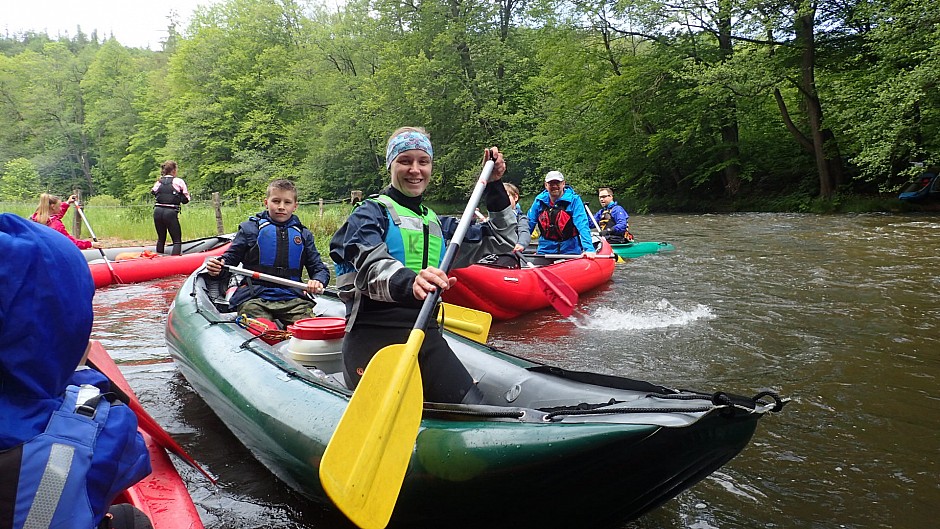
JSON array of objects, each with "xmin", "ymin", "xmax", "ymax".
[{"xmin": 330, "ymin": 126, "xmax": 516, "ymax": 404}]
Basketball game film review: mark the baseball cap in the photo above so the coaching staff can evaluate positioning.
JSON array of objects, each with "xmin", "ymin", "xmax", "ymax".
[{"xmin": 545, "ymin": 171, "xmax": 565, "ymax": 183}]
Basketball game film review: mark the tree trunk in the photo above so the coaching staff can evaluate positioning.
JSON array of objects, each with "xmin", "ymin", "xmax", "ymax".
[
  {"xmin": 794, "ymin": 4, "xmax": 843, "ymax": 199},
  {"xmin": 717, "ymin": 2, "xmax": 741, "ymax": 197}
]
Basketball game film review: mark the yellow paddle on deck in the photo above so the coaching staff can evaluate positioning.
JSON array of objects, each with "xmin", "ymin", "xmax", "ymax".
[
  {"xmin": 319, "ymin": 156, "xmax": 497, "ymax": 529},
  {"xmin": 437, "ymin": 302, "xmax": 491, "ymax": 343},
  {"xmin": 222, "ymin": 266, "xmax": 492, "ymax": 344}
]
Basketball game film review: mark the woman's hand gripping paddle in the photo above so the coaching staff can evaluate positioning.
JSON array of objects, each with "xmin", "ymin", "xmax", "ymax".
[
  {"xmin": 85, "ymin": 340, "xmax": 215, "ymax": 483},
  {"xmin": 514, "ymin": 251, "xmax": 579, "ymax": 317},
  {"xmin": 318, "ymin": 155, "xmax": 497, "ymax": 529}
]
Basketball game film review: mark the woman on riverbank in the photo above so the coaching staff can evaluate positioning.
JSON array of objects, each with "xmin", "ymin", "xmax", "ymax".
[{"xmin": 151, "ymin": 160, "xmax": 190, "ymax": 255}]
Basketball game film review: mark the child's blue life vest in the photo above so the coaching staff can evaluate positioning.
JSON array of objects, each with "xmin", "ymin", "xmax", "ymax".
[{"xmin": 12, "ymin": 384, "xmax": 110, "ymax": 529}]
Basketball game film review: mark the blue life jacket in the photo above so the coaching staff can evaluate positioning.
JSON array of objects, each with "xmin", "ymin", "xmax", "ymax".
[
  {"xmin": 10, "ymin": 384, "xmax": 110, "ymax": 529},
  {"xmin": 231, "ymin": 216, "xmax": 306, "ymax": 305}
]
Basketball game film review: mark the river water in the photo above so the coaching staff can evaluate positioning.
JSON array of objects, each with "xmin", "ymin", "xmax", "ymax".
[{"xmin": 92, "ymin": 213, "xmax": 940, "ymax": 529}]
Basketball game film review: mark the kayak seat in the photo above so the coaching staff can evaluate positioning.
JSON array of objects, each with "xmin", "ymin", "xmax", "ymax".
[
  {"xmin": 201, "ymin": 271, "xmax": 240, "ymax": 313},
  {"xmin": 516, "ymin": 254, "xmax": 556, "ymax": 267},
  {"xmin": 475, "ymin": 253, "xmax": 520, "ymax": 269}
]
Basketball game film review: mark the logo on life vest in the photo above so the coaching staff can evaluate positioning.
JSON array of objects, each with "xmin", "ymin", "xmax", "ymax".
[{"xmin": 293, "ymin": 235, "xmax": 302, "ymax": 245}]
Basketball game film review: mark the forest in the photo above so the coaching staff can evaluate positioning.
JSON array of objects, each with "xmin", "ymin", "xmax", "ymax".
[{"xmin": 0, "ymin": 0, "xmax": 937, "ymax": 213}]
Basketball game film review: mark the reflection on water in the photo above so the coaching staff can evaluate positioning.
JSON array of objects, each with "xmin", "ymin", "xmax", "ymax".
[{"xmin": 93, "ymin": 213, "xmax": 940, "ymax": 529}]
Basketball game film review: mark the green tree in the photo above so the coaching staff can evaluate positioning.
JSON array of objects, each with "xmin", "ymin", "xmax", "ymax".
[
  {"xmin": 82, "ymin": 40, "xmax": 149, "ymax": 198},
  {"xmin": 166, "ymin": 0, "xmax": 308, "ymax": 200},
  {"xmin": 831, "ymin": 0, "xmax": 940, "ymax": 187},
  {"xmin": 0, "ymin": 157, "xmax": 41, "ymax": 200}
]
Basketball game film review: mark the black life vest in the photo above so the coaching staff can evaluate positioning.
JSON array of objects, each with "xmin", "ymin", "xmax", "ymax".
[
  {"xmin": 597, "ymin": 208, "xmax": 613, "ymax": 230},
  {"xmin": 154, "ymin": 176, "xmax": 182, "ymax": 208}
]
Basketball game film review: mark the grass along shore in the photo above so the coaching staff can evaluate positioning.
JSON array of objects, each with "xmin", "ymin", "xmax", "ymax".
[{"xmin": 0, "ymin": 201, "xmax": 352, "ymax": 257}]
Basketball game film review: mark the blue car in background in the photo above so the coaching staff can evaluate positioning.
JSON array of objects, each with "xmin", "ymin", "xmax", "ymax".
[{"xmin": 898, "ymin": 171, "xmax": 940, "ymax": 202}]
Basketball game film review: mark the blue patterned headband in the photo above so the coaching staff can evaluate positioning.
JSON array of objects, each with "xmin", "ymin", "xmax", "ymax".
[{"xmin": 385, "ymin": 131, "xmax": 433, "ymax": 169}]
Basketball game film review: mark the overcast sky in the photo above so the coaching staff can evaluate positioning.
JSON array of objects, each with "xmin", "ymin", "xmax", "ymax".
[{"xmin": 2, "ymin": 0, "xmax": 224, "ymax": 50}]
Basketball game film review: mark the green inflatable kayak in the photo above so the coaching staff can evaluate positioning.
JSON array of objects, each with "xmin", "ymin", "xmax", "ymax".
[
  {"xmin": 166, "ymin": 269, "xmax": 784, "ymax": 529},
  {"xmin": 610, "ymin": 240, "xmax": 676, "ymax": 259}
]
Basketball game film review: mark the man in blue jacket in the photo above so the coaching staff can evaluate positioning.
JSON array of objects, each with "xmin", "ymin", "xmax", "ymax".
[
  {"xmin": 527, "ymin": 170, "xmax": 596, "ymax": 256},
  {"xmin": 0, "ymin": 213, "xmax": 151, "ymax": 529},
  {"xmin": 594, "ymin": 187, "xmax": 633, "ymax": 243}
]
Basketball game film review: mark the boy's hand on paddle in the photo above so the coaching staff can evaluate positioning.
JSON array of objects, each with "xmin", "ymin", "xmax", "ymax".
[
  {"xmin": 413, "ymin": 267, "xmax": 456, "ymax": 300},
  {"xmin": 306, "ymin": 279, "xmax": 325, "ymax": 295},
  {"xmin": 206, "ymin": 257, "xmax": 224, "ymax": 276}
]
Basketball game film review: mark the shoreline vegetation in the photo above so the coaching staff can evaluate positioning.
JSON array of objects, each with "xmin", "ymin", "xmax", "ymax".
[
  {"xmin": 1, "ymin": 1, "xmax": 938, "ymax": 218},
  {"xmin": 2, "ymin": 192, "xmax": 936, "ymax": 259}
]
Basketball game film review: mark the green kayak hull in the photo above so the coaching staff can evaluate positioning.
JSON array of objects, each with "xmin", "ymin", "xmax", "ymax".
[
  {"xmin": 166, "ymin": 271, "xmax": 781, "ymax": 529},
  {"xmin": 611, "ymin": 240, "xmax": 676, "ymax": 259}
]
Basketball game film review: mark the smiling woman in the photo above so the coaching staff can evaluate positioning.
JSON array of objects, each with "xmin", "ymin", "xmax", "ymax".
[
  {"xmin": 327, "ymin": 126, "xmax": 513, "ymax": 406},
  {"xmin": 3, "ymin": 0, "xmax": 222, "ymax": 50}
]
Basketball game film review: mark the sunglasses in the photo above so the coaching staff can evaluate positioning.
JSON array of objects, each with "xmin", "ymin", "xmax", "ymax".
[{"xmin": 598, "ymin": 194, "xmax": 611, "ymax": 198}]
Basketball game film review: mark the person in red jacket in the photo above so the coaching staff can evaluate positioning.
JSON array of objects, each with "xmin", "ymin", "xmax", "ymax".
[{"xmin": 30, "ymin": 193, "xmax": 103, "ymax": 250}]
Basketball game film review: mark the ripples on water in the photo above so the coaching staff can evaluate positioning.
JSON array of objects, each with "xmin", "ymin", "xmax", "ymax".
[{"xmin": 94, "ymin": 213, "xmax": 940, "ymax": 529}]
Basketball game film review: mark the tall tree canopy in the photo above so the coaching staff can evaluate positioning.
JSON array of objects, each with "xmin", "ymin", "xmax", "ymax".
[{"xmin": 0, "ymin": 0, "xmax": 937, "ymax": 208}]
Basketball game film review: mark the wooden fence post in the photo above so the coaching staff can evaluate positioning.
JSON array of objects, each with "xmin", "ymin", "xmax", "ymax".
[
  {"xmin": 213, "ymin": 192, "xmax": 224, "ymax": 235},
  {"xmin": 72, "ymin": 188, "xmax": 82, "ymax": 237},
  {"xmin": 350, "ymin": 190, "xmax": 363, "ymax": 204},
  {"xmin": 319, "ymin": 198, "xmax": 324, "ymax": 217}
]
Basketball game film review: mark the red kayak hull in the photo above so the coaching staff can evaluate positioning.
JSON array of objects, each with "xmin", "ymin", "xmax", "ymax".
[
  {"xmin": 88, "ymin": 342, "xmax": 205, "ymax": 529},
  {"xmin": 113, "ymin": 430, "xmax": 205, "ymax": 529},
  {"xmin": 444, "ymin": 240, "xmax": 616, "ymax": 320},
  {"xmin": 90, "ymin": 243, "xmax": 229, "ymax": 288}
]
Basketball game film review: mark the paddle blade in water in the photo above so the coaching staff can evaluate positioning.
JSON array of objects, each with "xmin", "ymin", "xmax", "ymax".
[
  {"xmin": 533, "ymin": 267, "xmax": 578, "ymax": 317},
  {"xmin": 320, "ymin": 331, "xmax": 425, "ymax": 529}
]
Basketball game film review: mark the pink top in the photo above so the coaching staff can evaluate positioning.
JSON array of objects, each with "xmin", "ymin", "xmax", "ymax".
[
  {"xmin": 151, "ymin": 176, "xmax": 191, "ymax": 202},
  {"xmin": 31, "ymin": 202, "xmax": 94, "ymax": 250}
]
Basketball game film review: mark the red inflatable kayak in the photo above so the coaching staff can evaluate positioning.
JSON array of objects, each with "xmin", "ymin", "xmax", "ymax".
[
  {"xmin": 89, "ymin": 243, "xmax": 229, "ymax": 288},
  {"xmin": 444, "ymin": 239, "xmax": 616, "ymax": 320},
  {"xmin": 87, "ymin": 341, "xmax": 206, "ymax": 529}
]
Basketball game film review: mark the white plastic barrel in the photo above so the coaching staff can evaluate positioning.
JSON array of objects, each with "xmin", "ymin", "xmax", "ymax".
[{"xmin": 285, "ymin": 317, "xmax": 346, "ymax": 373}]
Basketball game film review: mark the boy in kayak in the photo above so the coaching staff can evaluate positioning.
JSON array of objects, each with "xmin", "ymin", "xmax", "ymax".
[
  {"xmin": 527, "ymin": 171, "xmax": 596, "ymax": 257},
  {"xmin": 594, "ymin": 187, "xmax": 633, "ymax": 243},
  {"xmin": 0, "ymin": 213, "xmax": 152, "ymax": 529},
  {"xmin": 206, "ymin": 179, "xmax": 331, "ymax": 327},
  {"xmin": 504, "ymin": 182, "xmax": 531, "ymax": 252},
  {"xmin": 330, "ymin": 127, "xmax": 515, "ymax": 404}
]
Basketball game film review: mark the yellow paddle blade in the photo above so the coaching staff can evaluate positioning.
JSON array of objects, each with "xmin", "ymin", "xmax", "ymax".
[
  {"xmin": 319, "ymin": 329, "xmax": 426, "ymax": 529},
  {"xmin": 437, "ymin": 302, "xmax": 492, "ymax": 344}
]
